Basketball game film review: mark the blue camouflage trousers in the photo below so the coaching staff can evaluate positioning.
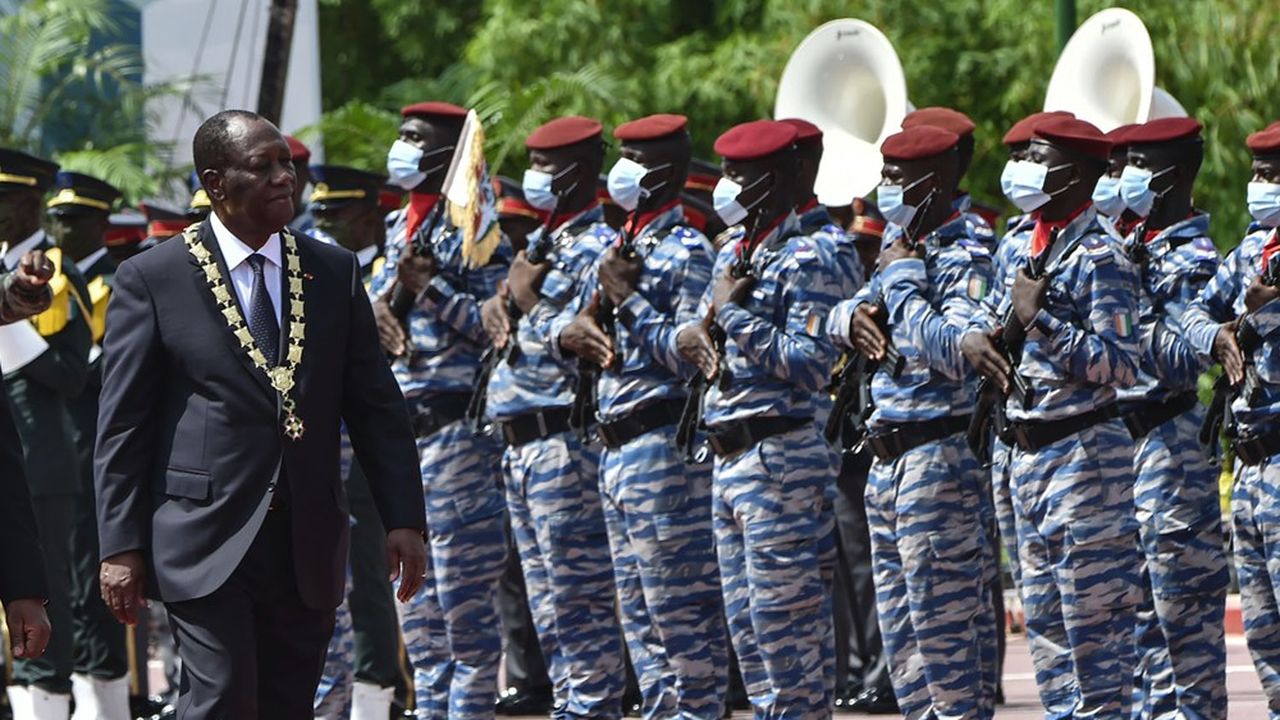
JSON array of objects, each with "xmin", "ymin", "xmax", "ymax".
[
  {"xmin": 600, "ymin": 429, "xmax": 728, "ymax": 720},
  {"xmin": 1230, "ymin": 451, "xmax": 1280, "ymax": 719},
  {"xmin": 1012, "ymin": 418, "xmax": 1141, "ymax": 720},
  {"xmin": 503, "ymin": 431, "xmax": 624, "ymax": 720},
  {"xmin": 712, "ymin": 424, "xmax": 835, "ymax": 720},
  {"xmin": 316, "ymin": 566, "xmax": 356, "ymax": 718},
  {"xmin": 1130, "ymin": 408, "xmax": 1228, "ymax": 720},
  {"xmin": 398, "ymin": 420, "xmax": 508, "ymax": 720},
  {"xmin": 866, "ymin": 432, "xmax": 997, "ymax": 720}
]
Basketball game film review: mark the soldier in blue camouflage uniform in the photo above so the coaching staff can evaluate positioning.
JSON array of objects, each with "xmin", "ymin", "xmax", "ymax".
[
  {"xmin": 674, "ymin": 120, "xmax": 841, "ymax": 719},
  {"xmin": 1182, "ymin": 123, "xmax": 1280, "ymax": 718},
  {"xmin": 369, "ymin": 101, "xmax": 510, "ymax": 720},
  {"xmin": 1113, "ymin": 118, "xmax": 1228, "ymax": 720},
  {"xmin": 903, "ymin": 108, "xmax": 997, "ymax": 254},
  {"xmin": 829, "ymin": 125, "xmax": 997, "ymax": 719},
  {"xmin": 962, "ymin": 117, "xmax": 1143, "ymax": 720},
  {"xmin": 550, "ymin": 113, "xmax": 726, "ymax": 720},
  {"xmin": 477, "ymin": 115, "xmax": 624, "ymax": 720}
]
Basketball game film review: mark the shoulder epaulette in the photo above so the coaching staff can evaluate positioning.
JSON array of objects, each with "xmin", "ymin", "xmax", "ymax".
[
  {"xmin": 86, "ymin": 275, "xmax": 111, "ymax": 343},
  {"xmin": 32, "ymin": 247, "xmax": 72, "ymax": 337},
  {"xmin": 1081, "ymin": 234, "xmax": 1114, "ymax": 264}
]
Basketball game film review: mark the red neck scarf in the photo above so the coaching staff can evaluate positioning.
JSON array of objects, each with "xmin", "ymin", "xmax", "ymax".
[
  {"xmin": 625, "ymin": 199, "xmax": 681, "ymax": 239},
  {"xmin": 404, "ymin": 193, "xmax": 441, "ymax": 245},
  {"xmin": 549, "ymin": 202, "xmax": 599, "ymax": 234},
  {"xmin": 1031, "ymin": 202, "xmax": 1091, "ymax": 257},
  {"xmin": 796, "ymin": 197, "xmax": 819, "ymax": 215}
]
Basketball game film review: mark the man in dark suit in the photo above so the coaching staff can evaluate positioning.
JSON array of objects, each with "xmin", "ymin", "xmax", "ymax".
[
  {"xmin": 94, "ymin": 109, "xmax": 427, "ymax": 719},
  {"xmin": 1, "ymin": 251, "xmax": 56, "ymax": 681}
]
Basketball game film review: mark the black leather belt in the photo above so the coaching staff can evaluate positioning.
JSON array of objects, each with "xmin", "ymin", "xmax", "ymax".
[
  {"xmin": 500, "ymin": 407, "xmax": 573, "ymax": 448},
  {"xmin": 707, "ymin": 416, "xmax": 810, "ymax": 458},
  {"xmin": 1009, "ymin": 404, "xmax": 1119, "ymax": 452},
  {"xmin": 598, "ymin": 399, "xmax": 685, "ymax": 450},
  {"xmin": 409, "ymin": 393, "xmax": 471, "ymax": 439},
  {"xmin": 1234, "ymin": 426, "xmax": 1280, "ymax": 466},
  {"xmin": 866, "ymin": 414, "xmax": 971, "ymax": 462},
  {"xmin": 1121, "ymin": 393, "xmax": 1198, "ymax": 440}
]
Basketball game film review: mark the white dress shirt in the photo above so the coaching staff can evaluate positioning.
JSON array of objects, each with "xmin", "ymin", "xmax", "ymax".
[
  {"xmin": 3, "ymin": 229, "xmax": 47, "ymax": 271},
  {"xmin": 209, "ymin": 211, "xmax": 283, "ymax": 322}
]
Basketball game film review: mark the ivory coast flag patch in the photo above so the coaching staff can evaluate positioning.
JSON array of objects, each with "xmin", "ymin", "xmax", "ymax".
[
  {"xmin": 1115, "ymin": 311, "xmax": 1134, "ymax": 338},
  {"xmin": 806, "ymin": 311, "xmax": 825, "ymax": 336},
  {"xmin": 968, "ymin": 275, "xmax": 989, "ymax": 300}
]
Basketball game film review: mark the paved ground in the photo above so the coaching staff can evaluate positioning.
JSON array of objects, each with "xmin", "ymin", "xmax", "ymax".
[{"xmin": 987, "ymin": 634, "xmax": 1267, "ymax": 719}]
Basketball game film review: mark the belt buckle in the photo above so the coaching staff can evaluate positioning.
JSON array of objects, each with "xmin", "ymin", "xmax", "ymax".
[
  {"xmin": 536, "ymin": 411, "xmax": 549, "ymax": 437},
  {"xmin": 598, "ymin": 422, "xmax": 619, "ymax": 448}
]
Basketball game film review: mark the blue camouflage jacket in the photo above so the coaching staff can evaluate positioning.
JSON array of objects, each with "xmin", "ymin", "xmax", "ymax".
[
  {"xmin": 697, "ymin": 212, "xmax": 842, "ymax": 427},
  {"xmin": 486, "ymin": 205, "xmax": 616, "ymax": 421},
  {"xmin": 1183, "ymin": 226, "xmax": 1280, "ymax": 432},
  {"xmin": 967, "ymin": 206, "xmax": 1142, "ymax": 422},
  {"xmin": 551, "ymin": 204, "xmax": 714, "ymax": 422},
  {"xmin": 370, "ymin": 199, "xmax": 511, "ymax": 399},
  {"xmin": 829, "ymin": 213, "xmax": 994, "ymax": 427}
]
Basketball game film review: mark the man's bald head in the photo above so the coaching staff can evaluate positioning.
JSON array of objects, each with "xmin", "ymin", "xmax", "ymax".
[{"xmin": 193, "ymin": 110, "xmax": 274, "ymax": 177}]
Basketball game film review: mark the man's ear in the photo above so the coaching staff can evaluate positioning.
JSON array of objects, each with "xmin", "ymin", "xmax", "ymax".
[{"xmin": 201, "ymin": 169, "xmax": 225, "ymax": 203}]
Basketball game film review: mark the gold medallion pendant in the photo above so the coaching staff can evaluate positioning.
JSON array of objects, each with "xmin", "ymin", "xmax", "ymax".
[{"xmin": 184, "ymin": 225, "xmax": 308, "ymax": 440}]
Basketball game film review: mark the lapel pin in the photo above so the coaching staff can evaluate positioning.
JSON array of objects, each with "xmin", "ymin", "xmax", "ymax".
[{"xmin": 303, "ymin": 272, "xmax": 315, "ymax": 280}]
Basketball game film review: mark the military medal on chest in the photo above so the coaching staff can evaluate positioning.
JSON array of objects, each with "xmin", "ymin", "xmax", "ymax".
[{"xmin": 185, "ymin": 225, "xmax": 309, "ymax": 440}]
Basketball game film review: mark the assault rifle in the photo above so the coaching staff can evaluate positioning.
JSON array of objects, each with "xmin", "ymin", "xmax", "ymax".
[{"xmin": 965, "ymin": 227, "xmax": 1059, "ymax": 463}]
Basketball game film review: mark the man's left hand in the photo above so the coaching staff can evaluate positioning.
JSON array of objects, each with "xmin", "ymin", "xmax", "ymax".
[
  {"xmin": 386, "ymin": 528, "xmax": 427, "ymax": 603},
  {"xmin": 508, "ymin": 251, "xmax": 551, "ymax": 315},
  {"xmin": 598, "ymin": 246, "xmax": 642, "ymax": 306},
  {"xmin": 1012, "ymin": 269, "xmax": 1049, "ymax": 327},
  {"xmin": 1245, "ymin": 276, "xmax": 1280, "ymax": 314},
  {"xmin": 712, "ymin": 269, "xmax": 754, "ymax": 312}
]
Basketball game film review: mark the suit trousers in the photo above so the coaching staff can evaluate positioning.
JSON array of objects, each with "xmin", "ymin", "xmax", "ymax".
[{"xmin": 165, "ymin": 509, "xmax": 336, "ymax": 719}]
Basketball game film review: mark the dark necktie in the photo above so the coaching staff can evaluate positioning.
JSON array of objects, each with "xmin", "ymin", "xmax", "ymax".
[{"xmin": 246, "ymin": 254, "xmax": 279, "ymax": 365}]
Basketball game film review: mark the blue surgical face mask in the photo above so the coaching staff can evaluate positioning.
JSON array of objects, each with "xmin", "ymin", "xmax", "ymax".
[
  {"xmin": 999, "ymin": 160, "xmax": 1020, "ymax": 202},
  {"xmin": 1004, "ymin": 160, "xmax": 1073, "ymax": 213},
  {"xmin": 1091, "ymin": 175, "xmax": 1125, "ymax": 218},
  {"xmin": 386, "ymin": 140, "xmax": 454, "ymax": 191},
  {"xmin": 1119, "ymin": 165, "xmax": 1175, "ymax": 217},
  {"xmin": 607, "ymin": 158, "xmax": 670, "ymax": 212},
  {"xmin": 522, "ymin": 164, "xmax": 579, "ymax": 212},
  {"xmin": 713, "ymin": 174, "xmax": 770, "ymax": 227},
  {"xmin": 1248, "ymin": 181, "xmax": 1280, "ymax": 228},
  {"xmin": 876, "ymin": 173, "xmax": 934, "ymax": 230}
]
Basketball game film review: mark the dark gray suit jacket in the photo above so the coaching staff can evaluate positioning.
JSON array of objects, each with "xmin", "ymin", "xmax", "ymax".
[{"xmin": 94, "ymin": 221, "xmax": 424, "ymax": 609}]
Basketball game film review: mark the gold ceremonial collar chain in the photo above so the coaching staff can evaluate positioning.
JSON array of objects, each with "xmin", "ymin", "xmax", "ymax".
[{"xmin": 183, "ymin": 224, "xmax": 308, "ymax": 440}]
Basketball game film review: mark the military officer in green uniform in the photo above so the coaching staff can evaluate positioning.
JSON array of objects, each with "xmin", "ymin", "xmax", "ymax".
[{"xmin": 1, "ymin": 149, "xmax": 92, "ymax": 720}]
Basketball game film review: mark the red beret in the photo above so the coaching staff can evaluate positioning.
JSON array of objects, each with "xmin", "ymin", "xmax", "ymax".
[
  {"xmin": 1033, "ymin": 117, "xmax": 1111, "ymax": 161},
  {"xmin": 902, "ymin": 107, "xmax": 975, "ymax": 138},
  {"xmin": 778, "ymin": 118, "xmax": 823, "ymax": 145},
  {"xmin": 1002, "ymin": 111, "xmax": 1074, "ymax": 146},
  {"xmin": 285, "ymin": 135, "xmax": 311, "ymax": 162},
  {"xmin": 880, "ymin": 126, "xmax": 959, "ymax": 161},
  {"xmin": 614, "ymin": 114, "xmax": 688, "ymax": 142},
  {"xmin": 400, "ymin": 101, "xmax": 468, "ymax": 120},
  {"xmin": 526, "ymin": 116, "xmax": 603, "ymax": 150},
  {"xmin": 1104, "ymin": 123, "xmax": 1140, "ymax": 150},
  {"xmin": 1248, "ymin": 125, "xmax": 1280, "ymax": 155},
  {"xmin": 714, "ymin": 120, "xmax": 798, "ymax": 161},
  {"xmin": 1125, "ymin": 117, "xmax": 1203, "ymax": 146}
]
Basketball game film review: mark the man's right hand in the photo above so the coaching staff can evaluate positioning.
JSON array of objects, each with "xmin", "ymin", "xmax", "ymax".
[
  {"xmin": 15, "ymin": 250, "xmax": 54, "ymax": 291},
  {"xmin": 1214, "ymin": 319, "xmax": 1245, "ymax": 385},
  {"xmin": 373, "ymin": 298, "xmax": 407, "ymax": 357},
  {"xmin": 677, "ymin": 322, "xmax": 717, "ymax": 379},
  {"xmin": 481, "ymin": 287, "xmax": 511, "ymax": 348},
  {"xmin": 396, "ymin": 245, "xmax": 436, "ymax": 296},
  {"xmin": 559, "ymin": 292, "xmax": 613, "ymax": 367},
  {"xmin": 100, "ymin": 551, "xmax": 147, "ymax": 626},
  {"xmin": 5, "ymin": 599, "xmax": 50, "ymax": 659},
  {"xmin": 508, "ymin": 251, "xmax": 551, "ymax": 315},
  {"xmin": 962, "ymin": 329, "xmax": 1012, "ymax": 392},
  {"xmin": 851, "ymin": 304, "xmax": 888, "ymax": 360}
]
